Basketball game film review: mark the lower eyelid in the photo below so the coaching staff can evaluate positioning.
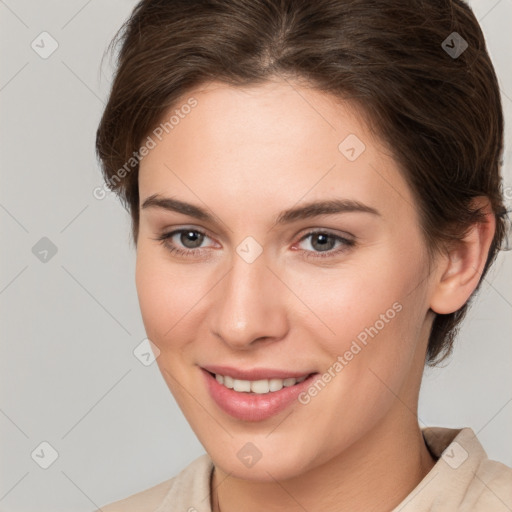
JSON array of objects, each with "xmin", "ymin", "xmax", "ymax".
[{"xmin": 156, "ymin": 229, "xmax": 354, "ymax": 256}]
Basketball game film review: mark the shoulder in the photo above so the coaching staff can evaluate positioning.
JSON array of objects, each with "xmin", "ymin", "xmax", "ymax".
[
  {"xmin": 422, "ymin": 426, "xmax": 512, "ymax": 511},
  {"xmin": 97, "ymin": 477, "xmax": 176, "ymax": 512},
  {"xmin": 467, "ymin": 456, "xmax": 512, "ymax": 510},
  {"xmin": 95, "ymin": 453, "xmax": 214, "ymax": 512}
]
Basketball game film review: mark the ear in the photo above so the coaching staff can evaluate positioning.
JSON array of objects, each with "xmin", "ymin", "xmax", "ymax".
[{"xmin": 429, "ymin": 197, "xmax": 496, "ymax": 315}]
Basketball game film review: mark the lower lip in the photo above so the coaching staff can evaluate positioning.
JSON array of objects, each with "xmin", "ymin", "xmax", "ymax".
[{"xmin": 201, "ymin": 368, "xmax": 318, "ymax": 422}]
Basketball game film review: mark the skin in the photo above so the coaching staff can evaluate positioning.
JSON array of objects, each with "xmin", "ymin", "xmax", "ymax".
[{"xmin": 135, "ymin": 78, "xmax": 495, "ymax": 512}]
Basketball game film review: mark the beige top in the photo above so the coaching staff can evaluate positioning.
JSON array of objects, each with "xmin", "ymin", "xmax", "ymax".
[{"xmin": 98, "ymin": 426, "xmax": 512, "ymax": 511}]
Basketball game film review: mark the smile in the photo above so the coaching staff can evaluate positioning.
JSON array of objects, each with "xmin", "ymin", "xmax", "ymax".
[
  {"xmin": 201, "ymin": 368, "xmax": 319, "ymax": 421},
  {"xmin": 213, "ymin": 372, "xmax": 308, "ymax": 394}
]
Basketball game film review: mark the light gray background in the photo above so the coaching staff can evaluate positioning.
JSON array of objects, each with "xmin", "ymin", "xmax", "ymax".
[{"xmin": 1, "ymin": 1, "xmax": 511, "ymax": 511}]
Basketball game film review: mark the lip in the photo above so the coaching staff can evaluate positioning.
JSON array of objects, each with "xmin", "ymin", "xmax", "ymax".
[
  {"xmin": 201, "ymin": 364, "xmax": 314, "ymax": 381},
  {"xmin": 201, "ymin": 367, "xmax": 319, "ymax": 422}
]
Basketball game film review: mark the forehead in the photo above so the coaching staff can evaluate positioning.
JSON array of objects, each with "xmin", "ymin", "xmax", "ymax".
[{"xmin": 138, "ymin": 79, "xmax": 415, "ymax": 224}]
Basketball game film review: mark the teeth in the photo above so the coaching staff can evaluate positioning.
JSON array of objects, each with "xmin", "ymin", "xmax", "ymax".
[
  {"xmin": 250, "ymin": 379, "xmax": 269, "ymax": 394},
  {"xmin": 214, "ymin": 373, "xmax": 308, "ymax": 394}
]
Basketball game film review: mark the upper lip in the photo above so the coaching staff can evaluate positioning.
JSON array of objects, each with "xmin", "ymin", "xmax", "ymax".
[{"xmin": 201, "ymin": 365, "xmax": 315, "ymax": 381}]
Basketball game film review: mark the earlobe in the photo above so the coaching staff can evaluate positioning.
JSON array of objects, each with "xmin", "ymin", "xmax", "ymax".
[{"xmin": 429, "ymin": 197, "xmax": 496, "ymax": 315}]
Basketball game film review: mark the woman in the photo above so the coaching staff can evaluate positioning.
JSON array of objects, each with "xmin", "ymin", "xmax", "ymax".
[{"xmin": 95, "ymin": 0, "xmax": 512, "ymax": 510}]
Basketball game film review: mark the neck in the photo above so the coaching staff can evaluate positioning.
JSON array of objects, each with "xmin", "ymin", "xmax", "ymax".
[{"xmin": 211, "ymin": 407, "xmax": 437, "ymax": 512}]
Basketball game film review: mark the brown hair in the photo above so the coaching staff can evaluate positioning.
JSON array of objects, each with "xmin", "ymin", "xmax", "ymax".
[{"xmin": 95, "ymin": 0, "xmax": 507, "ymax": 366}]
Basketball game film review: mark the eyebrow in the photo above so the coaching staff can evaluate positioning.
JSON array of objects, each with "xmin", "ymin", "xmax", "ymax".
[{"xmin": 141, "ymin": 194, "xmax": 380, "ymax": 225}]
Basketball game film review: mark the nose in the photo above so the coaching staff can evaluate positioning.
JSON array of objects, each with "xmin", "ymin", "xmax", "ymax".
[{"xmin": 210, "ymin": 250, "xmax": 289, "ymax": 350}]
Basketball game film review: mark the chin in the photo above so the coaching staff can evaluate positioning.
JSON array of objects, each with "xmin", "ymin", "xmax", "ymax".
[
  {"xmin": 199, "ymin": 429, "xmax": 326, "ymax": 482},
  {"xmin": 211, "ymin": 449, "xmax": 312, "ymax": 482}
]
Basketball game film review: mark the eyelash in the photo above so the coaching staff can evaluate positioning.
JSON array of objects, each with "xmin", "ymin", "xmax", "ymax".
[{"xmin": 152, "ymin": 228, "xmax": 356, "ymax": 260}]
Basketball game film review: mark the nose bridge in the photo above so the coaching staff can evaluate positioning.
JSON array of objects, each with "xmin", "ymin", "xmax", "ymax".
[{"xmin": 211, "ymin": 246, "xmax": 287, "ymax": 349}]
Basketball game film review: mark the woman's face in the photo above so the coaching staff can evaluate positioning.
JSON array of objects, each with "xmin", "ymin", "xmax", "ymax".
[{"xmin": 136, "ymin": 79, "xmax": 438, "ymax": 480}]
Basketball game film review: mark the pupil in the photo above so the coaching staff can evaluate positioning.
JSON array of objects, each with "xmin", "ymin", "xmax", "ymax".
[
  {"xmin": 313, "ymin": 233, "xmax": 333, "ymax": 251},
  {"xmin": 181, "ymin": 231, "xmax": 203, "ymax": 248}
]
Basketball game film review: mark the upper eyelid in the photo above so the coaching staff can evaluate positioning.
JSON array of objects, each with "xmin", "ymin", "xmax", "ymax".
[
  {"xmin": 169, "ymin": 227, "xmax": 217, "ymax": 245},
  {"xmin": 163, "ymin": 227, "xmax": 353, "ymax": 248}
]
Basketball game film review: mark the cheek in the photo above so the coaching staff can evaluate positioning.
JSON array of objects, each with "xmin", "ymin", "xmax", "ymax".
[
  {"xmin": 135, "ymin": 245, "xmax": 198, "ymax": 345},
  {"xmin": 135, "ymin": 247, "xmax": 206, "ymax": 407},
  {"xmin": 293, "ymin": 244, "xmax": 428, "ymax": 382},
  {"xmin": 290, "ymin": 265, "xmax": 426, "ymax": 453},
  {"xmin": 287, "ymin": 259, "xmax": 411, "ymax": 348}
]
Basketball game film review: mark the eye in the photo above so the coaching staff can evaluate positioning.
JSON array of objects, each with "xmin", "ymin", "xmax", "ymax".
[
  {"xmin": 295, "ymin": 230, "xmax": 355, "ymax": 259},
  {"xmin": 152, "ymin": 227, "xmax": 356, "ymax": 260},
  {"xmin": 152, "ymin": 228, "xmax": 215, "ymax": 257}
]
